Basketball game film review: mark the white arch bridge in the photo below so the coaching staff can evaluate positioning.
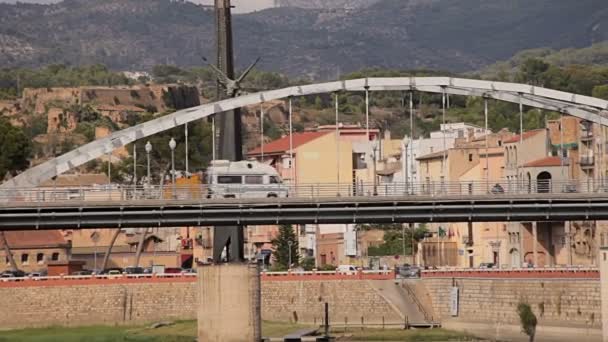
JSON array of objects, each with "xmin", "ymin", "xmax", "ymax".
[
  {"xmin": 2, "ymin": 77, "xmax": 608, "ymax": 189},
  {"xmin": 2, "ymin": 77, "xmax": 608, "ymax": 229}
]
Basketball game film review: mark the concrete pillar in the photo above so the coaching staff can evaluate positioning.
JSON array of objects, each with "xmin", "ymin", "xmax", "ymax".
[
  {"xmin": 198, "ymin": 263, "xmax": 261, "ymax": 342},
  {"xmin": 532, "ymin": 222, "xmax": 538, "ymax": 267},
  {"xmin": 599, "ymin": 247, "xmax": 608, "ymax": 342},
  {"xmin": 565, "ymin": 221, "xmax": 572, "ymax": 265}
]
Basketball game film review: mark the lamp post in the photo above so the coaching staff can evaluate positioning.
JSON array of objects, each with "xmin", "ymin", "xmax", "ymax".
[
  {"xmin": 371, "ymin": 139, "xmax": 379, "ymax": 196},
  {"xmin": 169, "ymin": 138, "xmax": 177, "ymax": 199},
  {"xmin": 145, "ymin": 141, "xmax": 152, "ymax": 186},
  {"xmin": 401, "ymin": 136, "xmax": 410, "ymax": 194},
  {"xmin": 287, "ymin": 240, "xmax": 293, "ymax": 270}
]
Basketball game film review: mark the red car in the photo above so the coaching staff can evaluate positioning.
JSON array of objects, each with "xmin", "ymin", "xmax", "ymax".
[{"xmin": 164, "ymin": 267, "xmax": 182, "ymax": 274}]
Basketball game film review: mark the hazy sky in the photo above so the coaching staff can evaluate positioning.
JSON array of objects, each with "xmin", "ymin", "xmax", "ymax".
[{"xmin": 0, "ymin": 0, "xmax": 275, "ymax": 13}]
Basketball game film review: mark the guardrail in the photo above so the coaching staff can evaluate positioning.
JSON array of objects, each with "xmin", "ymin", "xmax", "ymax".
[
  {"xmin": 0, "ymin": 270, "xmax": 396, "ymax": 286},
  {"xmin": 3, "ymin": 179, "xmax": 608, "ymax": 204},
  {"xmin": 421, "ymin": 267, "xmax": 599, "ymax": 279}
]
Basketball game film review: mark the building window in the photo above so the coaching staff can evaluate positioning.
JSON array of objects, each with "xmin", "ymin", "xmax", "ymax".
[
  {"xmin": 51, "ymin": 253, "xmax": 60, "ymax": 261},
  {"xmin": 468, "ymin": 154, "xmax": 473, "ymax": 162},
  {"xmin": 37, "ymin": 253, "xmax": 44, "ymax": 264},
  {"xmin": 21, "ymin": 254, "xmax": 29, "ymax": 264}
]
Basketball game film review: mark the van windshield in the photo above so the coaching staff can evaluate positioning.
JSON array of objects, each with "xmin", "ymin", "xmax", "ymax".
[{"xmin": 269, "ymin": 176, "xmax": 281, "ymax": 184}]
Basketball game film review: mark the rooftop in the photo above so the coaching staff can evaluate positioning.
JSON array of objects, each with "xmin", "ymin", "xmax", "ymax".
[
  {"xmin": 416, "ymin": 150, "xmax": 448, "ymax": 161},
  {"xmin": 523, "ymin": 156, "xmax": 569, "ymax": 168},
  {"xmin": 504, "ymin": 129, "xmax": 545, "ymax": 144},
  {"xmin": 247, "ymin": 131, "xmax": 330, "ymax": 156},
  {"xmin": 0, "ymin": 231, "xmax": 68, "ymax": 249}
]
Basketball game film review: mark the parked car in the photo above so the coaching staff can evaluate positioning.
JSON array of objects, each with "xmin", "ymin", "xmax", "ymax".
[
  {"xmin": 479, "ymin": 263, "xmax": 495, "ymax": 269},
  {"xmin": 1, "ymin": 270, "xmax": 26, "ymax": 278},
  {"xmin": 336, "ymin": 265, "xmax": 357, "ymax": 274},
  {"xmin": 164, "ymin": 267, "xmax": 182, "ymax": 274},
  {"xmin": 28, "ymin": 270, "xmax": 48, "ymax": 277},
  {"xmin": 396, "ymin": 264, "xmax": 420, "ymax": 278},
  {"xmin": 72, "ymin": 270, "xmax": 93, "ymax": 276},
  {"xmin": 102, "ymin": 268, "xmax": 123, "ymax": 275},
  {"xmin": 124, "ymin": 267, "xmax": 145, "ymax": 274},
  {"xmin": 490, "ymin": 184, "xmax": 504, "ymax": 194},
  {"xmin": 181, "ymin": 268, "xmax": 196, "ymax": 274}
]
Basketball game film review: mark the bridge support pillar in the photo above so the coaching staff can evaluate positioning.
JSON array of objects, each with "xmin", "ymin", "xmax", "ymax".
[
  {"xmin": 600, "ymin": 247, "xmax": 608, "ymax": 342},
  {"xmin": 198, "ymin": 263, "xmax": 261, "ymax": 342}
]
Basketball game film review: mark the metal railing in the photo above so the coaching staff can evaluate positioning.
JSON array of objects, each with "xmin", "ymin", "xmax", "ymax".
[
  {"xmin": 0, "ymin": 270, "xmax": 394, "ymax": 284},
  {"xmin": 2, "ymin": 179, "xmax": 608, "ymax": 204}
]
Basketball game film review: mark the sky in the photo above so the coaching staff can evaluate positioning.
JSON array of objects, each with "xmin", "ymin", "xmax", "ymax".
[{"xmin": 0, "ymin": 0, "xmax": 276, "ymax": 13}]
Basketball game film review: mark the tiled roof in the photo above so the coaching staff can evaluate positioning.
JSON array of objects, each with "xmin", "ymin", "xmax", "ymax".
[
  {"xmin": 247, "ymin": 131, "xmax": 330, "ymax": 156},
  {"xmin": 504, "ymin": 129, "xmax": 545, "ymax": 144},
  {"xmin": 523, "ymin": 156, "xmax": 569, "ymax": 167},
  {"xmin": 0, "ymin": 231, "xmax": 68, "ymax": 249},
  {"xmin": 416, "ymin": 150, "xmax": 448, "ymax": 161}
]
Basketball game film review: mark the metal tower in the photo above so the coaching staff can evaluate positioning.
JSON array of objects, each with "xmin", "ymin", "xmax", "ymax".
[{"xmin": 212, "ymin": 0, "xmax": 245, "ymax": 263}]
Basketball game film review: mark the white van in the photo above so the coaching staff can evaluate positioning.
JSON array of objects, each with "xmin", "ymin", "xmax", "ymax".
[
  {"xmin": 336, "ymin": 265, "xmax": 358, "ymax": 275},
  {"xmin": 206, "ymin": 160, "xmax": 289, "ymax": 199}
]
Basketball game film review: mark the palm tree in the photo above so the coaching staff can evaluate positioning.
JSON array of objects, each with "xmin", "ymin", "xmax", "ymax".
[
  {"xmin": 134, "ymin": 228, "xmax": 151, "ymax": 267},
  {"xmin": 0, "ymin": 231, "xmax": 18, "ymax": 271},
  {"xmin": 100, "ymin": 228, "xmax": 121, "ymax": 271}
]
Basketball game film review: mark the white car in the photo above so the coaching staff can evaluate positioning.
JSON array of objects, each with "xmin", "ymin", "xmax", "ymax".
[{"xmin": 336, "ymin": 265, "xmax": 358, "ymax": 275}]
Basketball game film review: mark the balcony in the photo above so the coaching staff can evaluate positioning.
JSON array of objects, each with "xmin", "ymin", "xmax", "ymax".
[
  {"xmin": 580, "ymin": 130, "xmax": 593, "ymax": 143},
  {"xmin": 580, "ymin": 155, "xmax": 595, "ymax": 168}
]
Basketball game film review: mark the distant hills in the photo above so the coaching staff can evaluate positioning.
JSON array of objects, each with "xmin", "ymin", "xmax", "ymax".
[{"xmin": 1, "ymin": 0, "xmax": 608, "ymax": 78}]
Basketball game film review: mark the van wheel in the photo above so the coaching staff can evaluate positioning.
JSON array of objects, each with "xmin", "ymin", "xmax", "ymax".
[
  {"xmin": 267, "ymin": 194, "xmax": 278, "ymax": 198},
  {"xmin": 224, "ymin": 195, "xmax": 236, "ymax": 199}
]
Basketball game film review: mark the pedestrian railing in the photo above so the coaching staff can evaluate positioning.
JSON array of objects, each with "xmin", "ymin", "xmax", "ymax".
[{"xmin": 2, "ymin": 179, "xmax": 607, "ymax": 205}]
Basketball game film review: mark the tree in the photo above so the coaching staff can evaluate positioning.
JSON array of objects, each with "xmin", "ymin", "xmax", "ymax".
[
  {"xmin": 100, "ymin": 228, "xmax": 121, "ymax": 271},
  {"xmin": 358, "ymin": 223, "xmax": 428, "ymax": 257},
  {"xmin": 271, "ymin": 225, "xmax": 299, "ymax": 270},
  {"xmin": 517, "ymin": 58, "xmax": 550, "ymax": 86},
  {"xmin": 517, "ymin": 302, "xmax": 538, "ymax": 342},
  {"xmin": 0, "ymin": 232, "xmax": 17, "ymax": 271},
  {"xmin": 134, "ymin": 228, "xmax": 151, "ymax": 267},
  {"xmin": 0, "ymin": 118, "xmax": 32, "ymax": 177}
]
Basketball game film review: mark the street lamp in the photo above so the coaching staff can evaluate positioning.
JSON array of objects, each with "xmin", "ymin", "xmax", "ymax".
[
  {"xmin": 169, "ymin": 137, "xmax": 177, "ymax": 199},
  {"xmin": 145, "ymin": 141, "xmax": 152, "ymax": 187},
  {"xmin": 401, "ymin": 136, "xmax": 410, "ymax": 194},
  {"xmin": 287, "ymin": 240, "xmax": 293, "ymax": 270},
  {"xmin": 371, "ymin": 139, "xmax": 379, "ymax": 196}
]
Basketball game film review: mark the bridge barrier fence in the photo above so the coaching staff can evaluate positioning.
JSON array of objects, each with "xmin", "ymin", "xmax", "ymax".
[
  {"xmin": 2, "ymin": 179, "xmax": 607, "ymax": 204},
  {"xmin": 0, "ymin": 270, "xmax": 395, "ymax": 285},
  {"xmin": 421, "ymin": 266, "xmax": 599, "ymax": 279}
]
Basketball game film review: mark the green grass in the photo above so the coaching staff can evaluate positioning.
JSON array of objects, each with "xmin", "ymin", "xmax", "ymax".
[
  {"xmin": 0, "ymin": 321, "xmax": 475, "ymax": 341},
  {"xmin": 332, "ymin": 327, "xmax": 476, "ymax": 341}
]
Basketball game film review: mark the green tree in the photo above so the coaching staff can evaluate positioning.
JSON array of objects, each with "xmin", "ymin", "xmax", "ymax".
[
  {"xmin": 0, "ymin": 118, "xmax": 32, "ymax": 177},
  {"xmin": 517, "ymin": 302, "xmax": 538, "ymax": 342},
  {"xmin": 358, "ymin": 224, "xmax": 428, "ymax": 257},
  {"xmin": 300, "ymin": 257, "xmax": 315, "ymax": 271},
  {"xmin": 592, "ymin": 84, "xmax": 608, "ymax": 100},
  {"xmin": 271, "ymin": 225, "xmax": 299, "ymax": 270},
  {"xmin": 517, "ymin": 58, "xmax": 550, "ymax": 86}
]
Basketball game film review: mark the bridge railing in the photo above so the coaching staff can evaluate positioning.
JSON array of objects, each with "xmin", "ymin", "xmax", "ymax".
[{"xmin": 1, "ymin": 179, "xmax": 606, "ymax": 204}]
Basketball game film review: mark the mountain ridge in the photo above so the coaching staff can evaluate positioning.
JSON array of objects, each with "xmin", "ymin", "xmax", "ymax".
[{"xmin": 1, "ymin": 0, "xmax": 608, "ymax": 78}]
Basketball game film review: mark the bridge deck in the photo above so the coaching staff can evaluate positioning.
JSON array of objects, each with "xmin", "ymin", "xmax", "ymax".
[{"xmin": 1, "ymin": 193, "xmax": 607, "ymax": 229}]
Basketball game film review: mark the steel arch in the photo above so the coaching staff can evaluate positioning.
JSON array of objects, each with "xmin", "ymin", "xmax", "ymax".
[{"xmin": 3, "ymin": 77, "xmax": 608, "ymax": 189}]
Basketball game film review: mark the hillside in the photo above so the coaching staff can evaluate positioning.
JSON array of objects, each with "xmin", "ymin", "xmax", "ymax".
[
  {"xmin": 479, "ymin": 42, "xmax": 608, "ymax": 79},
  {"xmin": 1, "ymin": 0, "xmax": 608, "ymax": 78}
]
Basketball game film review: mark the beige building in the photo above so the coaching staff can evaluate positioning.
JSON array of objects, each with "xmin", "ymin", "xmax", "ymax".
[{"xmin": 0, "ymin": 231, "xmax": 70, "ymax": 273}]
